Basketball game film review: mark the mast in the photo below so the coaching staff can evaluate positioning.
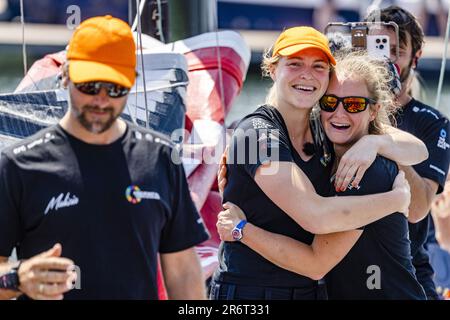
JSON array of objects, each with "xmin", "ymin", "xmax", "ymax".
[
  {"xmin": 167, "ymin": 0, "xmax": 217, "ymax": 42},
  {"xmin": 131, "ymin": 0, "xmax": 217, "ymax": 43}
]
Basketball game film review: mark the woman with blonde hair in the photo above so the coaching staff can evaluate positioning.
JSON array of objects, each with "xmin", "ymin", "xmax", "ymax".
[
  {"xmin": 216, "ymin": 51, "xmax": 426, "ymax": 299},
  {"xmin": 211, "ymin": 27, "xmax": 427, "ymax": 300}
]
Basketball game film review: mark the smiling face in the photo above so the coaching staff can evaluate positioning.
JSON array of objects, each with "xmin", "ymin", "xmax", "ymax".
[
  {"xmin": 321, "ymin": 72, "xmax": 378, "ymax": 149},
  {"xmin": 272, "ymin": 48, "xmax": 330, "ymax": 111}
]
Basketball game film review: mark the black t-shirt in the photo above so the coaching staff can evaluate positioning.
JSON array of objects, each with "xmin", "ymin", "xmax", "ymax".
[
  {"xmin": 0, "ymin": 122, "xmax": 209, "ymax": 300},
  {"xmin": 325, "ymin": 156, "xmax": 426, "ymax": 300},
  {"xmin": 214, "ymin": 105, "xmax": 333, "ymax": 289},
  {"xmin": 395, "ymin": 99, "xmax": 450, "ymax": 298}
]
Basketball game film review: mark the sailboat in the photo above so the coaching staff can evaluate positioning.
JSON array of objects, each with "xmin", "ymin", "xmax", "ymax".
[{"xmin": 0, "ymin": 1, "xmax": 251, "ymax": 299}]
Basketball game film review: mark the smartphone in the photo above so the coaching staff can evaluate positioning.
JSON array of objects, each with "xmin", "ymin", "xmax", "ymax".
[
  {"xmin": 326, "ymin": 22, "xmax": 399, "ymax": 62},
  {"xmin": 351, "ymin": 27, "xmax": 367, "ymax": 49},
  {"xmin": 366, "ymin": 35, "xmax": 390, "ymax": 60}
]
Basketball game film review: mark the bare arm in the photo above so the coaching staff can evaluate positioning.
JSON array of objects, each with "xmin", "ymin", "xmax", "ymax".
[
  {"xmin": 160, "ymin": 247, "xmax": 206, "ymax": 300},
  {"xmin": 400, "ymin": 165, "xmax": 439, "ymax": 223},
  {"xmin": 217, "ymin": 203, "xmax": 362, "ymax": 279},
  {"xmin": 241, "ymin": 225, "xmax": 362, "ymax": 280},
  {"xmin": 254, "ymin": 162, "xmax": 410, "ymax": 234},
  {"xmin": 334, "ymin": 127, "xmax": 428, "ymax": 191},
  {"xmin": 376, "ymin": 125, "xmax": 428, "ymax": 166}
]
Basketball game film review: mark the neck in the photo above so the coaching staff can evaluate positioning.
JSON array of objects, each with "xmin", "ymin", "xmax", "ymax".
[
  {"xmin": 59, "ymin": 113, "xmax": 126, "ymax": 145},
  {"xmin": 397, "ymin": 91, "xmax": 413, "ymax": 107},
  {"xmin": 275, "ymin": 101, "xmax": 312, "ymax": 143},
  {"xmin": 397, "ymin": 75, "xmax": 414, "ymax": 107}
]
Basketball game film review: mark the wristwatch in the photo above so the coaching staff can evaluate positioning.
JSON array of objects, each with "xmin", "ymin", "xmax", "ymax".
[
  {"xmin": 232, "ymin": 220, "xmax": 248, "ymax": 241},
  {"xmin": 0, "ymin": 262, "xmax": 21, "ymax": 291}
]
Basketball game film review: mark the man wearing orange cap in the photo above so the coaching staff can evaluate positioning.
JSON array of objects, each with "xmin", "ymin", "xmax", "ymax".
[{"xmin": 0, "ymin": 16, "xmax": 208, "ymax": 300}]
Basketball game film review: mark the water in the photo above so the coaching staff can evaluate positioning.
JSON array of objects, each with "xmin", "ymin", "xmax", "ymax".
[{"xmin": 1, "ymin": 54, "xmax": 450, "ymax": 124}]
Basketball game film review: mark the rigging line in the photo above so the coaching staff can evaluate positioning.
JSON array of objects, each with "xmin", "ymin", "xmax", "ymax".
[
  {"xmin": 215, "ymin": 33, "xmax": 226, "ymax": 118},
  {"xmin": 213, "ymin": 2, "xmax": 226, "ymax": 119},
  {"xmin": 155, "ymin": 0, "xmax": 165, "ymax": 43},
  {"xmin": 134, "ymin": 78, "xmax": 139, "ymax": 125},
  {"xmin": 18, "ymin": 0, "xmax": 40, "ymax": 91},
  {"xmin": 130, "ymin": 0, "xmax": 138, "ymax": 125},
  {"xmin": 131, "ymin": 81, "xmax": 189, "ymax": 94},
  {"xmin": 131, "ymin": 0, "xmax": 147, "ymax": 32},
  {"xmin": 435, "ymin": 9, "xmax": 450, "ymax": 111},
  {"xmin": 136, "ymin": 0, "xmax": 150, "ymax": 128},
  {"xmin": 125, "ymin": 101, "xmax": 138, "ymax": 125},
  {"xmin": 19, "ymin": 0, "xmax": 27, "ymax": 76},
  {"xmin": 128, "ymin": 0, "xmax": 133, "ymax": 26}
]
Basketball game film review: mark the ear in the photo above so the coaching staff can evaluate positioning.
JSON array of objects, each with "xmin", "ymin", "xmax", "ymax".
[
  {"xmin": 412, "ymin": 49, "xmax": 422, "ymax": 69},
  {"xmin": 269, "ymin": 64, "xmax": 276, "ymax": 81},
  {"xmin": 60, "ymin": 62, "xmax": 70, "ymax": 88},
  {"xmin": 370, "ymin": 104, "xmax": 381, "ymax": 121}
]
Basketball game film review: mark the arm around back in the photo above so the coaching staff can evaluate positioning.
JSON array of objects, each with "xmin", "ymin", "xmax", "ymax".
[{"xmin": 254, "ymin": 161, "xmax": 410, "ymax": 234}]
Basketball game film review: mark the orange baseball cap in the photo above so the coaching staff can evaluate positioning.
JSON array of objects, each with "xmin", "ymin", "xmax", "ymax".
[
  {"xmin": 67, "ymin": 15, "xmax": 136, "ymax": 88},
  {"xmin": 272, "ymin": 26, "xmax": 336, "ymax": 65}
]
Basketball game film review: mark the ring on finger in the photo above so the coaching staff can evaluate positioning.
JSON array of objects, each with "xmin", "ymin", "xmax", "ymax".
[{"xmin": 39, "ymin": 283, "xmax": 45, "ymax": 294}]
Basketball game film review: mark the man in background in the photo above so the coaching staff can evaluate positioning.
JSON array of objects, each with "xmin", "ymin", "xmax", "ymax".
[{"xmin": 365, "ymin": 6, "xmax": 450, "ymax": 299}]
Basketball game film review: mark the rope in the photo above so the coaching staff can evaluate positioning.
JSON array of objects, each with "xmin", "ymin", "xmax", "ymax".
[
  {"xmin": 213, "ymin": 1, "xmax": 226, "ymax": 119},
  {"xmin": 155, "ymin": 0, "xmax": 165, "ymax": 42},
  {"xmin": 435, "ymin": 9, "xmax": 450, "ymax": 111},
  {"xmin": 136, "ymin": 0, "xmax": 149, "ymax": 128},
  {"xmin": 215, "ymin": 32, "xmax": 226, "ymax": 118},
  {"xmin": 17, "ymin": 0, "xmax": 41, "ymax": 91},
  {"xmin": 130, "ymin": 0, "xmax": 138, "ymax": 125},
  {"xmin": 131, "ymin": 0, "xmax": 147, "ymax": 32},
  {"xmin": 128, "ymin": 0, "xmax": 133, "ymax": 26},
  {"xmin": 132, "ymin": 81, "xmax": 189, "ymax": 94},
  {"xmin": 19, "ymin": 0, "xmax": 27, "ymax": 76}
]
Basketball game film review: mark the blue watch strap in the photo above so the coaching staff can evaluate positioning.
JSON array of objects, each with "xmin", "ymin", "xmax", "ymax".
[
  {"xmin": 236, "ymin": 220, "xmax": 247, "ymax": 230},
  {"xmin": 232, "ymin": 219, "xmax": 248, "ymax": 241}
]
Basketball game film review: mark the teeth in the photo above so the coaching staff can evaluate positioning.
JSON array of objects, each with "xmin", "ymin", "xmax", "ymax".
[
  {"xmin": 331, "ymin": 122, "xmax": 350, "ymax": 128},
  {"xmin": 293, "ymin": 85, "xmax": 315, "ymax": 91}
]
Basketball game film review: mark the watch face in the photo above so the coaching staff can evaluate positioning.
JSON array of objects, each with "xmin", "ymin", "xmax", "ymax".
[
  {"xmin": 0, "ymin": 271, "xmax": 20, "ymax": 291},
  {"xmin": 232, "ymin": 228, "xmax": 242, "ymax": 241}
]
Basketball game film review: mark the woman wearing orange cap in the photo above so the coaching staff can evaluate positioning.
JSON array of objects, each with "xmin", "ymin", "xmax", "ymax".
[
  {"xmin": 215, "ymin": 52, "xmax": 426, "ymax": 300},
  {"xmin": 209, "ymin": 27, "xmax": 427, "ymax": 300}
]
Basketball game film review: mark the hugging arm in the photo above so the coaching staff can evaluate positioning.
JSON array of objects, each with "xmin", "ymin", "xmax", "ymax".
[
  {"xmin": 334, "ymin": 125, "xmax": 428, "ymax": 191},
  {"xmin": 217, "ymin": 203, "xmax": 362, "ymax": 279},
  {"xmin": 253, "ymin": 161, "xmax": 409, "ymax": 234}
]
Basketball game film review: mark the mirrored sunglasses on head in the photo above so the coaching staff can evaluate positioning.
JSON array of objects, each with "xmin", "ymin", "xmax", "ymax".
[
  {"xmin": 319, "ymin": 94, "xmax": 376, "ymax": 113},
  {"xmin": 74, "ymin": 81, "xmax": 130, "ymax": 98}
]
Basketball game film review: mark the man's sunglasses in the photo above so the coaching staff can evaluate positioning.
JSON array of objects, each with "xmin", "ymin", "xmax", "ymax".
[
  {"xmin": 74, "ymin": 82, "xmax": 130, "ymax": 98},
  {"xmin": 319, "ymin": 94, "xmax": 376, "ymax": 113}
]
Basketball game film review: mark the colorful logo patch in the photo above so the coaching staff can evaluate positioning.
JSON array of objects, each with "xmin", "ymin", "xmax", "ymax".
[
  {"xmin": 126, "ymin": 185, "xmax": 142, "ymax": 204},
  {"xmin": 125, "ymin": 185, "xmax": 161, "ymax": 204}
]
